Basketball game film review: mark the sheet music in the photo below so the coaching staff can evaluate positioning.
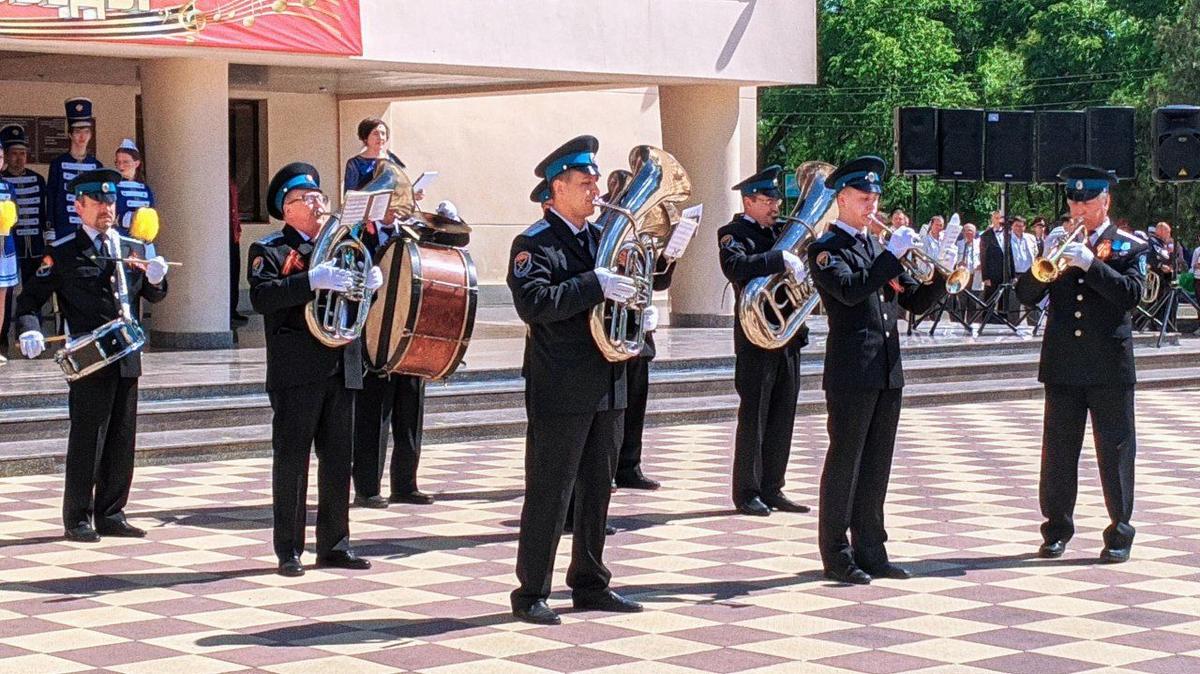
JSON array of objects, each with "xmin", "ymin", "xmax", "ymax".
[
  {"xmin": 938, "ymin": 213, "xmax": 962, "ymax": 267},
  {"xmin": 412, "ymin": 171, "xmax": 439, "ymax": 192},
  {"xmin": 342, "ymin": 189, "xmax": 389, "ymax": 223},
  {"xmin": 663, "ymin": 204, "xmax": 703, "ymax": 260}
]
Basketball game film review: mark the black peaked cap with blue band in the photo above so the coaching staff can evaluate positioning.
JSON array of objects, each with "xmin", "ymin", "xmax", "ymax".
[
  {"xmin": 530, "ymin": 178, "xmax": 550, "ymax": 204},
  {"xmin": 825, "ymin": 155, "xmax": 887, "ymax": 194},
  {"xmin": 267, "ymin": 162, "xmax": 321, "ymax": 220},
  {"xmin": 68, "ymin": 169, "xmax": 122, "ymax": 200},
  {"xmin": 732, "ymin": 165, "xmax": 784, "ymax": 199},
  {"xmin": 535, "ymin": 135, "xmax": 600, "ymax": 181},
  {"xmin": 0, "ymin": 124, "xmax": 28, "ymax": 150},
  {"xmin": 1059, "ymin": 164, "xmax": 1116, "ymax": 202}
]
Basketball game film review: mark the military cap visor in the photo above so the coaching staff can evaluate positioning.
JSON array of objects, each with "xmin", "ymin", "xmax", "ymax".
[
  {"xmin": 68, "ymin": 168, "xmax": 122, "ymax": 201},
  {"xmin": 530, "ymin": 179, "xmax": 551, "ymax": 203},
  {"xmin": 733, "ymin": 165, "xmax": 784, "ymax": 199},
  {"xmin": 1059, "ymin": 164, "xmax": 1116, "ymax": 202},
  {"xmin": 825, "ymin": 155, "xmax": 887, "ymax": 193},
  {"xmin": 535, "ymin": 135, "xmax": 600, "ymax": 181}
]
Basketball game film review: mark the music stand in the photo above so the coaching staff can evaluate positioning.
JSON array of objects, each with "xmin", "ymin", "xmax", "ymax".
[{"xmin": 1142, "ymin": 279, "xmax": 1200, "ymax": 347}]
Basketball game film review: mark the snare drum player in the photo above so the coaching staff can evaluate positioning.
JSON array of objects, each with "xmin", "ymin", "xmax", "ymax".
[{"xmin": 14, "ymin": 169, "xmax": 168, "ymax": 542}]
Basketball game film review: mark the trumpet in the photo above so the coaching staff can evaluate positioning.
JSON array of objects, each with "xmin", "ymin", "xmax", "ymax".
[
  {"xmin": 1031, "ymin": 217, "xmax": 1086, "ymax": 283},
  {"xmin": 867, "ymin": 213, "xmax": 970, "ymax": 294}
]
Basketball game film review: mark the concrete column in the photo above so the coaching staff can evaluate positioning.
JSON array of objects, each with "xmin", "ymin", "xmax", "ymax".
[
  {"xmin": 140, "ymin": 58, "xmax": 232, "ymax": 349},
  {"xmin": 659, "ymin": 85, "xmax": 754, "ymax": 327}
]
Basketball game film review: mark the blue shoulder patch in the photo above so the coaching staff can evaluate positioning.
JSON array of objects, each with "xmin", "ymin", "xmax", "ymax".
[
  {"xmin": 256, "ymin": 231, "xmax": 285, "ymax": 245},
  {"xmin": 815, "ymin": 231, "xmax": 837, "ymax": 245},
  {"xmin": 520, "ymin": 220, "xmax": 550, "ymax": 238}
]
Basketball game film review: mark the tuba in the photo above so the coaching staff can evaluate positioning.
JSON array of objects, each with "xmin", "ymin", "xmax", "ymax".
[
  {"xmin": 305, "ymin": 160, "xmax": 411, "ymax": 347},
  {"xmin": 591, "ymin": 146, "xmax": 692, "ymax": 362},
  {"xmin": 738, "ymin": 161, "xmax": 839, "ymax": 349}
]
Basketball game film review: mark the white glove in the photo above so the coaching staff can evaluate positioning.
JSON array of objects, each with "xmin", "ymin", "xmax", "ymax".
[
  {"xmin": 886, "ymin": 226, "xmax": 918, "ymax": 258},
  {"xmin": 308, "ymin": 261, "xmax": 355, "ymax": 292},
  {"xmin": 19, "ymin": 330, "xmax": 45, "ymax": 359},
  {"xmin": 642, "ymin": 305, "xmax": 659, "ymax": 332},
  {"xmin": 145, "ymin": 256, "xmax": 168, "ymax": 285},
  {"xmin": 594, "ymin": 267, "xmax": 637, "ymax": 302},
  {"xmin": 1061, "ymin": 242, "xmax": 1095, "ymax": 271},
  {"xmin": 781, "ymin": 250, "xmax": 807, "ymax": 281},
  {"xmin": 365, "ymin": 265, "xmax": 384, "ymax": 291}
]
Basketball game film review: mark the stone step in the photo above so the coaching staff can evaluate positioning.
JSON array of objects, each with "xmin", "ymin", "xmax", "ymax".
[
  {"xmin": 0, "ymin": 339, "xmax": 1195, "ymax": 444},
  {"xmin": 2, "ymin": 366, "xmax": 1198, "ymax": 477}
]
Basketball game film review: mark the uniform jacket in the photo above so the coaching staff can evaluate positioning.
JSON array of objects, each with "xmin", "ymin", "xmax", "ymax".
[
  {"xmin": 248, "ymin": 224, "xmax": 363, "ymax": 393},
  {"xmin": 507, "ymin": 209, "xmax": 627, "ymax": 416},
  {"xmin": 717, "ymin": 214, "xmax": 810, "ymax": 355},
  {"xmin": 2, "ymin": 168, "xmax": 49, "ymax": 260},
  {"xmin": 1016, "ymin": 223, "xmax": 1147, "ymax": 386},
  {"xmin": 14, "ymin": 228, "xmax": 167, "ymax": 378},
  {"xmin": 46, "ymin": 153, "xmax": 102, "ymax": 240},
  {"xmin": 115, "ymin": 179, "xmax": 155, "ymax": 235},
  {"xmin": 807, "ymin": 223, "xmax": 946, "ymax": 391}
]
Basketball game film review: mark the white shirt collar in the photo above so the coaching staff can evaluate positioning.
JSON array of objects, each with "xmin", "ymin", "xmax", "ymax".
[
  {"xmin": 835, "ymin": 220, "xmax": 864, "ymax": 238},
  {"xmin": 550, "ymin": 207, "xmax": 588, "ymax": 235},
  {"xmin": 1088, "ymin": 219, "xmax": 1112, "ymax": 246},
  {"xmin": 81, "ymin": 224, "xmax": 117, "ymax": 252}
]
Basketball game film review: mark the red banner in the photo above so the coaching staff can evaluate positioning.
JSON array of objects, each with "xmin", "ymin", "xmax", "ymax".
[{"xmin": 0, "ymin": 1, "xmax": 362, "ymax": 56}]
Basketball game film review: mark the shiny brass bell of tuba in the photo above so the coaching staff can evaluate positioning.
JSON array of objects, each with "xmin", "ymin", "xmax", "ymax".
[
  {"xmin": 738, "ymin": 161, "xmax": 839, "ymax": 349},
  {"xmin": 304, "ymin": 160, "xmax": 411, "ymax": 347},
  {"xmin": 590, "ymin": 146, "xmax": 692, "ymax": 362}
]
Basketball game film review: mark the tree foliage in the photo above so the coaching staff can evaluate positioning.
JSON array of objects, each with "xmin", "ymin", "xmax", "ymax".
[{"xmin": 760, "ymin": 0, "xmax": 1200, "ymax": 242}]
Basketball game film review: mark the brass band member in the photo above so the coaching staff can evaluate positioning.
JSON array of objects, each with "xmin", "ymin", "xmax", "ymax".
[
  {"xmin": 15, "ymin": 169, "xmax": 168, "ymax": 541},
  {"xmin": 808, "ymin": 156, "xmax": 945, "ymax": 584},
  {"xmin": 507, "ymin": 136, "xmax": 645, "ymax": 625},
  {"xmin": 249, "ymin": 163, "xmax": 382, "ymax": 576},
  {"xmin": 1016, "ymin": 165, "xmax": 1147, "ymax": 564}
]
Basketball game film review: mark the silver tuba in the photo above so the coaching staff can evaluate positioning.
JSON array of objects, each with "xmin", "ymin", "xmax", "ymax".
[
  {"xmin": 591, "ymin": 146, "xmax": 692, "ymax": 362},
  {"xmin": 305, "ymin": 160, "xmax": 412, "ymax": 347},
  {"xmin": 737, "ymin": 161, "xmax": 839, "ymax": 349}
]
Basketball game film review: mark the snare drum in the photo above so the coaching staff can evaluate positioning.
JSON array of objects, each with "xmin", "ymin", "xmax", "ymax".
[{"xmin": 54, "ymin": 318, "xmax": 146, "ymax": 382}]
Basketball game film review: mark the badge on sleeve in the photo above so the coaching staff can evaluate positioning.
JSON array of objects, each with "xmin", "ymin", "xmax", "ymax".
[
  {"xmin": 513, "ymin": 250, "xmax": 532, "ymax": 278},
  {"xmin": 719, "ymin": 234, "xmax": 734, "ymax": 249},
  {"xmin": 1096, "ymin": 240, "xmax": 1112, "ymax": 261},
  {"xmin": 815, "ymin": 251, "xmax": 832, "ymax": 269},
  {"xmin": 251, "ymin": 256, "xmax": 265, "ymax": 275},
  {"xmin": 35, "ymin": 254, "xmax": 53, "ymax": 277}
]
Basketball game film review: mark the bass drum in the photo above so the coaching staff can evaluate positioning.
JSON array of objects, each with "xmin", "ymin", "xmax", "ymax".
[{"xmin": 365, "ymin": 238, "xmax": 478, "ymax": 380}]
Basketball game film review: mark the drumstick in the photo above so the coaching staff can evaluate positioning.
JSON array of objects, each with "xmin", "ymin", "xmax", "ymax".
[{"xmin": 98, "ymin": 256, "xmax": 183, "ymax": 267}]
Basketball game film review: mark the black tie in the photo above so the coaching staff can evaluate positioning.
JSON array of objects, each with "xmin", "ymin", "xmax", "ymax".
[
  {"xmin": 96, "ymin": 231, "xmax": 108, "ymax": 252},
  {"xmin": 577, "ymin": 230, "xmax": 592, "ymax": 256},
  {"xmin": 96, "ymin": 232, "xmax": 113, "ymax": 274}
]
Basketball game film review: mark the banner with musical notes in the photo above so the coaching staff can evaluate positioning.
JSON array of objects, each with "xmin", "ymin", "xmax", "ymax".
[{"xmin": 0, "ymin": 1, "xmax": 362, "ymax": 56}]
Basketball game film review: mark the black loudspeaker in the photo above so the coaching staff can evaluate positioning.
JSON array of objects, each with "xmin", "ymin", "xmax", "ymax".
[
  {"xmin": 1087, "ymin": 106, "xmax": 1136, "ymax": 180},
  {"xmin": 1036, "ymin": 110, "xmax": 1087, "ymax": 183},
  {"xmin": 984, "ymin": 110, "xmax": 1034, "ymax": 183},
  {"xmin": 937, "ymin": 108, "xmax": 984, "ymax": 181},
  {"xmin": 1151, "ymin": 105, "xmax": 1200, "ymax": 182},
  {"xmin": 894, "ymin": 107, "xmax": 938, "ymax": 175}
]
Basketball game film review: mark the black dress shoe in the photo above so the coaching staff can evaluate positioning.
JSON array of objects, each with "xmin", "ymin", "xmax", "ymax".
[
  {"xmin": 64, "ymin": 524, "xmax": 101, "ymax": 543},
  {"xmin": 513, "ymin": 600, "xmax": 560, "ymax": 625},
  {"xmin": 353, "ymin": 494, "xmax": 390, "ymax": 509},
  {"xmin": 1039, "ymin": 540, "xmax": 1066, "ymax": 559},
  {"xmin": 563, "ymin": 522, "xmax": 617, "ymax": 536},
  {"xmin": 389, "ymin": 490, "xmax": 434, "ymax": 505},
  {"xmin": 278, "ymin": 557, "xmax": 305, "ymax": 577},
  {"xmin": 761, "ymin": 493, "xmax": 811, "ymax": 513},
  {"xmin": 615, "ymin": 471, "xmax": 661, "ymax": 490},
  {"xmin": 316, "ymin": 550, "xmax": 372, "ymax": 570},
  {"xmin": 230, "ymin": 312, "xmax": 249, "ymax": 325},
  {"xmin": 96, "ymin": 520, "xmax": 146, "ymax": 538},
  {"xmin": 735, "ymin": 496, "xmax": 771, "ymax": 516},
  {"xmin": 824, "ymin": 566, "xmax": 872, "ymax": 585},
  {"xmin": 1100, "ymin": 547, "xmax": 1130, "ymax": 564},
  {"xmin": 572, "ymin": 589, "xmax": 643, "ymax": 613},
  {"xmin": 863, "ymin": 563, "xmax": 912, "ymax": 580}
]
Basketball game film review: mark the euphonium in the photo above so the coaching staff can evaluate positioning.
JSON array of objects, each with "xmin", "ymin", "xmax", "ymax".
[
  {"xmin": 304, "ymin": 160, "xmax": 411, "ymax": 347},
  {"xmin": 590, "ymin": 146, "xmax": 692, "ymax": 362},
  {"xmin": 738, "ymin": 161, "xmax": 839, "ymax": 349},
  {"xmin": 1031, "ymin": 217, "xmax": 1086, "ymax": 283}
]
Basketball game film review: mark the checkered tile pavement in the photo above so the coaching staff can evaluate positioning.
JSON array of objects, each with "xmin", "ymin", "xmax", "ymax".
[{"xmin": 1, "ymin": 388, "xmax": 1199, "ymax": 673}]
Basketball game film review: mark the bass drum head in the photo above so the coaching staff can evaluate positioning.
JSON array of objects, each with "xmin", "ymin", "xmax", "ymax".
[{"xmin": 364, "ymin": 238, "xmax": 418, "ymax": 372}]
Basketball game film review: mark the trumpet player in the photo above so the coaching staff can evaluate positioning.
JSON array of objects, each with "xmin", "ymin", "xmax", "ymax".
[
  {"xmin": 507, "ymin": 136, "xmax": 645, "ymax": 625},
  {"xmin": 718, "ymin": 165, "xmax": 810, "ymax": 517},
  {"xmin": 808, "ymin": 156, "xmax": 946, "ymax": 584},
  {"xmin": 249, "ymin": 163, "xmax": 382, "ymax": 577},
  {"xmin": 1015, "ymin": 165, "xmax": 1148, "ymax": 564}
]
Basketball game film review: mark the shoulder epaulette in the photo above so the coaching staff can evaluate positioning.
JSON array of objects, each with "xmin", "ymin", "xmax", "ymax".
[
  {"xmin": 256, "ymin": 231, "xmax": 285, "ymax": 245},
  {"xmin": 520, "ymin": 220, "xmax": 550, "ymax": 238},
  {"xmin": 51, "ymin": 233, "xmax": 76, "ymax": 247}
]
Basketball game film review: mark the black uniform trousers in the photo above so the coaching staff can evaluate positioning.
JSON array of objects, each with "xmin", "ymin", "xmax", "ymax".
[
  {"xmin": 1040, "ymin": 384, "xmax": 1137, "ymax": 550},
  {"xmin": 615, "ymin": 354, "xmax": 651, "ymax": 478},
  {"xmin": 732, "ymin": 344, "xmax": 801, "ymax": 502},
  {"xmin": 268, "ymin": 372, "xmax": 353, "ymax": 562},
  {"xmin": 229, "ymin": 241, "xmax": 241, "ymax": 317},
  {"xmin": 63, "ymin": 364, "xmax": 139, "ymax": 530},
  {"xmin": 818, "ymin": 387, "xmax": 903, "ymax": 572},
  {"xmin": 512, "ymin": 407, "xmax": 621, "ymax": 610},
  {"xmin": 353, "ymin": 373, "xmax": 424, "ymax": 498}
]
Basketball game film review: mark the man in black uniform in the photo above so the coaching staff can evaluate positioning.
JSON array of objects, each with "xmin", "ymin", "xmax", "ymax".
[
  {"xmin": 718, "ymin": 165, "xmax": 810, "ymax": 517},
  {"xmin": 1016, "ymin": 165, "xmax": 1147, "ymax": 564},
  {"xmin": 352, "ymin": 207, "xmax": 433, "ymax": 510},
  {"xmin": 249, "ymin": 162, "xmax": 380, "ymax": 577},
  {"xmin": 808, "ymin": 156, "xmax": 945, "ymax": 584},
  {"xmin": 507, "ymin": 135, "xmax": 645, "ymax": 625},
  {"xmin": 15, "ymin": 169, "xmax": 169, "ymax": 542}
]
